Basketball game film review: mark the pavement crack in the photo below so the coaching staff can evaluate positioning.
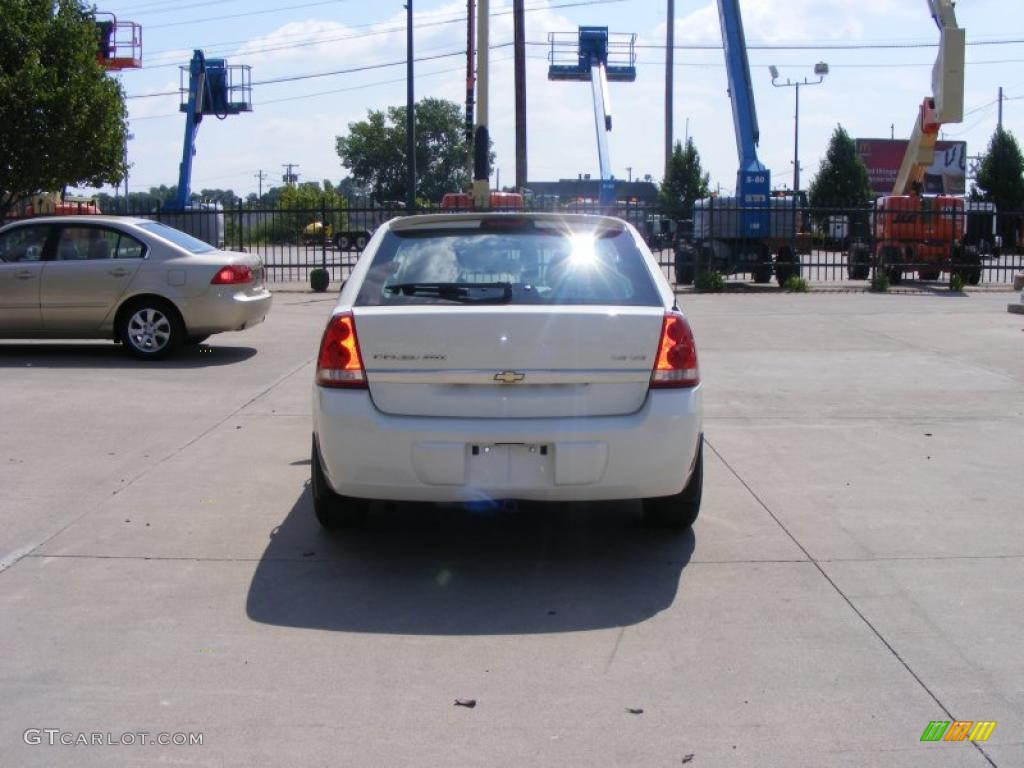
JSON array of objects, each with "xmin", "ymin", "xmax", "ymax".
[{"xmin": 703, "ymin": 436, "xmax": 999, "ymax": 768}]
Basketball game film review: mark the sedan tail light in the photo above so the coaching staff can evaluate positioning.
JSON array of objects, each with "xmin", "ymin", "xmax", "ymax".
[
  {"xmin": 650, "ymin": 312, "xmax": 700, "ymax": 388},
  {"xmin": 316, "ymin": 312, "xmax": 367, "ymax": 388},
  {"xmin": 211, "ymin": 265, "xmax": 252, "ymax": 285}
]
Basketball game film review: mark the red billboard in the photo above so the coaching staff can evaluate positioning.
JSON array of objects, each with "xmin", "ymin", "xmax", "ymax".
[{"xmin": 855, "ymin": 138, "xmax": 967, "ymax": 196}]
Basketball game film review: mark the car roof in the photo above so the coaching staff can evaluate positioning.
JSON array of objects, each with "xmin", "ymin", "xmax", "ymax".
[
  {"xmin": 1, "ymin": 216, "xmax": 153, "ymax": 228},
  {"xmin": 386, "ymin": 212, "xmax": 631, "ymax": 232}
]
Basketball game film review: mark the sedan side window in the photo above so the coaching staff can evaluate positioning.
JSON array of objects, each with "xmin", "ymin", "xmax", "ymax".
[
  {"xmin": 57, "ymin": 227, "xmax": 121, "ymax": 260},
  {"xmin": 0, "ymin": 225, "xmax": 50, "ymax": 263},
  {"xmin": 114, "ymin": 232, "xmax": 145, "ymax": 259}
]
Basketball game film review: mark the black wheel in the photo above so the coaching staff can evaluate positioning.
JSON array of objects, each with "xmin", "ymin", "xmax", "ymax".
[
  {"xmin": 311, "ymin": 436, "xmax": 368, "ymax": 530},
  {"xmin": 775, "ymin": 246, "xmax": 799, "ymax": 286},
  {"xmin": 334, "ymin": 233, "xmax": 351, "ymax": 251},
  {"xmin": 674, "ymin": 248, "xmax": 695, "ymax": 285},
  {"xmin": 752, "ymin": 264, "xmax": 772, "ymax": 284},
  {"xmin": 186, "ymin": 334, "xmax": 210, "ymax": 346},
  {"xmin": 355, "ymin": 233, "xmax": 369, "ymax": 251},
  {"xmin": 880, "ymin": 247, "xmax": 902, "ymax": 284},
  {"xmin": 118, "ymin": 298, "xmax": 184, "ymax": 360},
  {"xmin": 643, "ymin": 439, "xmax": 703, "ymax": 530},
  {"xmin": 961, "ymin": 246, "xmax": 982, "ymax": 286}
]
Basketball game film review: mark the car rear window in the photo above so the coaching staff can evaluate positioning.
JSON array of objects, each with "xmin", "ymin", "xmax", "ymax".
[
  {"xmin": 355, "ymin": 226, "xmax": 661, "ymax": 306},
  {"xmin": 136, "ymin": 222, "xmax": 217, "ymax": 253}
]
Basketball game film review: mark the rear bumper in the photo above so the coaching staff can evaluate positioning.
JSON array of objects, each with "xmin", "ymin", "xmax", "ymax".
[
  {"xmin": 180, "ymin": 288, "xmax": 273, "ymax": 335},
  {"xmin": 313, "ymin": 385, "xmax": 702, "ymax": 502}
]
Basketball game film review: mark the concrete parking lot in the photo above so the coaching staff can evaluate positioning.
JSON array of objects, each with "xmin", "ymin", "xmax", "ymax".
[{"xmin": 1, "ymin": 290, "xmax": 1021, "ymax": 767}]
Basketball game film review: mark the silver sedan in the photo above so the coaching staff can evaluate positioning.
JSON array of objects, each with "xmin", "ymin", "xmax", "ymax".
[{"xmin": 0, "ymin": 216, "xmax": 272, "ymax": 358}]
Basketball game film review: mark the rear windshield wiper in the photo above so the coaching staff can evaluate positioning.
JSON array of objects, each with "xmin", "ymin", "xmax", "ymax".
[{"xmin": 384, "ymin": 282, "xmax": 513, "ymax": 303}]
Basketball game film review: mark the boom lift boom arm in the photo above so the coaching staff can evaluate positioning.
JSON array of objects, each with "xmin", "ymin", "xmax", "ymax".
[{"xmin": 892, "ymin": 0, "xmax": 965, "ymax": 195}]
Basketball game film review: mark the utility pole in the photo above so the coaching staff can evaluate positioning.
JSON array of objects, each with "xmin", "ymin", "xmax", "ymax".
[
  {"xmin": 998, "ymin": 86, "xmax": 1004, "ymax": 129},
  {"xmin": 406, "ymin": 0, "xmax": 416, "ymax": 212},
  {"xmin": 664, "ymin": 0, "xmax": 674, "ymax": 179},
  {"xmin": 254, "ymin": 169, "xmax": 267, "ymax": 200},
  {"xmin": 513, "ymin": 0, "xmax": 527, "ymax": 192},
  {"xmin": 465, "ymin": 0, "xmax": 476, "ymax": 186},
  {"xmin": 282, "ymin": 163, "xmax": 300, "ymax": 186},
  {"xmin": 626, "ymin": 166, "xmax": 632, "ymax": 182},
  {"xmin": 472, "ymin": 0, "xmax": 491, "ymax": 208}
]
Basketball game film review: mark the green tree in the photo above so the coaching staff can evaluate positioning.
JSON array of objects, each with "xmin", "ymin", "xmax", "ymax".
[
  {"xmin": 975, "ymin": 126, "xmax": 1024, "ymax": 246},
  {"xmin": 658, "ymin": 138, "xmax": 710, "ymax": 220},
  {"xmin": 808, "ymin": 125, "xmax": 873, "ymax": 210},
  {"xmin": 0, "ymin": 0, "xmax": 127, "ymax": 218},
  {"xmin": 279, "ymin": 181, "xmax": 347, "ymax": 235},
  {"xmin": 337, "ymin": 98, "xmax": 486, "ymax": 204}
]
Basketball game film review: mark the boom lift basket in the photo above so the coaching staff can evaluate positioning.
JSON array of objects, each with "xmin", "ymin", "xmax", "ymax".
[
  {"xmin": 95, "ymin": 14, "xmax": 142, "ymax": 70},
  {"xmin": 547, "ymin": 28, "xmax": 636, "ymax": 82},
  {"xmin": 179, "ymin": 60, "xmax": 253, "ymax": 116}
]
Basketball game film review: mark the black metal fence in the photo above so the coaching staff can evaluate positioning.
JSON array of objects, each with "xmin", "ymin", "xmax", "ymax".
[
  {"xmin": 658, "ymin": 200, "xmax": 1023, "ymax": 288},
  {"xmin": 15, "ymin": 198, "xmax": 1024, "ymax": 288}
]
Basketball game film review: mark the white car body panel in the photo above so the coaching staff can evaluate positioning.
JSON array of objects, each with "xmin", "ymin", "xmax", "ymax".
[{"xmin": 313, "ymin": 213, "xmax": 702, "ymax": 504}]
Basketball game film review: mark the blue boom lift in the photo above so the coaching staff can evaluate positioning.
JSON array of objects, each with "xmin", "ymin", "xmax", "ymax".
[
  {"xmin": 548, "ymin": 27, "xmax": 636, "ymax": 207},
  {"xmin": 162, "ymin": 50, "xmax": 252, "ymax": 245},
  {"xmin": 678, "ymin": 0, "xmax": 804, "ymax": 286}
]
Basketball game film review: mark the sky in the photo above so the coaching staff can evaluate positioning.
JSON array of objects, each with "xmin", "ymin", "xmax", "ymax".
[{"xmin": 93, "ymin": 0, "xmax": 1023, "ymax": 199}]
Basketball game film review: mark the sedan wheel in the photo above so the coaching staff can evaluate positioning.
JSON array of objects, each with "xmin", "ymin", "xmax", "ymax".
[
  {"xmin": 643, "ymin": 439, "xmax": 703, "ymax": 530},
  {"xmin": 120, "ymin": 301, "xmax": 182, "ymax": 359}
]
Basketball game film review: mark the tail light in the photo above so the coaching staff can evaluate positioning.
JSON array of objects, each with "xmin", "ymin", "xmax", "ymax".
[
  {"xmin": 211, "ymin": 264, "xmax": 252, "ymax": 285},
  {"xmin": 650, "ymin": 312, "xmax": 700, "ymax": 388},
  {"xmin": 316, "ymin": 312, "xmax": 367, "ymax": 388}
]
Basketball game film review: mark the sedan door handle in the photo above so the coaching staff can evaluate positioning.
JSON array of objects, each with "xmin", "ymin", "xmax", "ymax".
[
  {"xmin": 108, "ymin": 268, "xmax": 130, "ymax": 277},
  {"xmin": 15, "ymin": 270, "xmax": 36, "ymax": 280}
]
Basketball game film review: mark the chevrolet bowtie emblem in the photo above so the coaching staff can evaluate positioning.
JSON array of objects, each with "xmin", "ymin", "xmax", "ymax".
[{"xmin": 493, "ymin": 370, "xmax": 526, "ymax": 384}]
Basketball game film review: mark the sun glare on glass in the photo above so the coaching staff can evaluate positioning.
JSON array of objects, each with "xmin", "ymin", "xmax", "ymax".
[{"xmin": 568, "ymin": 234, "xmax": 598, "ymax": 267}]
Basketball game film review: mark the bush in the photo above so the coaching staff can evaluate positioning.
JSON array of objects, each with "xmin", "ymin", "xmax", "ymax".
[
  {"xmin": 694, "ymin": 270, "xmax": 725, "ymax": 293},
  {"xmin": 309, "ymin": 268, "xmax": 330, "ymax": 292},
  {"xmin": 950, "ymin": 273, "xmax": 965, "ymax": 292},
  {"xmin": 783, "ymin": 276, "xmax": 808, "ymax": 292},
  {"xmin": 870, "ymin": 272, "xmax": 890, "ymax": 292}
]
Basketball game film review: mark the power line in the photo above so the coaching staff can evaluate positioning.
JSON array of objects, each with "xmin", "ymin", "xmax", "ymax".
[
  {"xmin": 127, "ymin": 45, "xmax": 516, "ymax": 98},
  {"xmin": 138, "ymin": 0, "xmax": 626, "ymax": 68},
  {"xmin": 146, "ymin": 0, "xmax": 350, "ymax": 30},
  {"xmin": 128, "ymin": 59, "xmax": 508, "ymax": 120}
]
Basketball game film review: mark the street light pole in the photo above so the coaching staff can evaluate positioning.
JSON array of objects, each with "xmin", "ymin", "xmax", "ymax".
[{"xmin": 770, "ymin": 62, "xmax": 828, "ymax": 194}]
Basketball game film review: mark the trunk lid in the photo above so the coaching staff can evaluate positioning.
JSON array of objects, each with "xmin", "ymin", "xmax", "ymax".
[{"xmin": 354, "ymin": 305, "xmax": 663, "ymax": 418}]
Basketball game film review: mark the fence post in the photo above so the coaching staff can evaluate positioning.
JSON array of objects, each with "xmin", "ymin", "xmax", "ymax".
[{"xmin": 321, "ymin": 198, "xmax": 328, "ymax": 271}]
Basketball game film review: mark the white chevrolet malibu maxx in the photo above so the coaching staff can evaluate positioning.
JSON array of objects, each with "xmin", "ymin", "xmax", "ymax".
[{"xmin": 311, "ymin": 213, "xmax": 702, "ymax": 530}]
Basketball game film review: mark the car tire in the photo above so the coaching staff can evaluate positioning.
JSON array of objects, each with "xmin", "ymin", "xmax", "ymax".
[
  {"xmin": 118, "ymin": 298, "xmax": 184, "ymax": 360},
  {"xmin": 775, "ymin": 246, "xmax": 799, "ymax": 286},
  {"xmin": 334, "ymin": 233, "xmax": 351, "ymax": 251},
  {"xmin": 643, "ymin": 439, "xmax": 703, "ymax": 530},
  {"xmin": 312, "ymin": 435, "xmax": 368, "ymax": 530}
]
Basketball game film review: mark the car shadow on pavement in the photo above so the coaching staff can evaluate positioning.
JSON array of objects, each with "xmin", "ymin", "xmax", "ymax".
[
  {"xmin": 246, "ymin": 486, "xmax": 695, "ymax": 635},
  {"xmin": 0, "ymin": 343, "xmax": 257, "ymax": 368}
]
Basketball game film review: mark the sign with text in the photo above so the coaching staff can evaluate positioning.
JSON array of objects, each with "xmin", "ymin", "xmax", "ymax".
[{"xmin": 856, "ymin": 138, "xmax": 967, "ymax": 196}]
